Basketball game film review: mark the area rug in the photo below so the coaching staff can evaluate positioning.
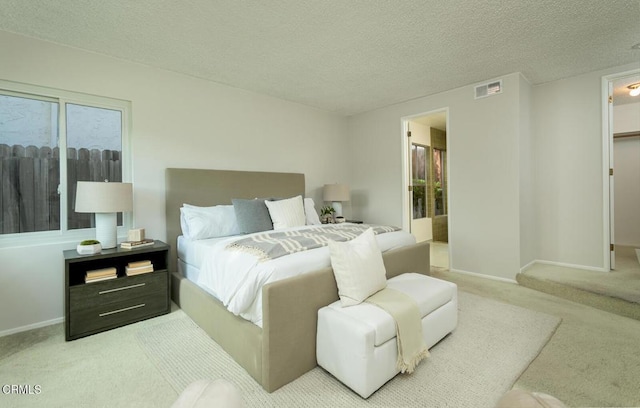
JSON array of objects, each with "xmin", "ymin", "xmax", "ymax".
[{"xmin": 137, "ymin": 292, "xmax": 560, "ymax": 407}]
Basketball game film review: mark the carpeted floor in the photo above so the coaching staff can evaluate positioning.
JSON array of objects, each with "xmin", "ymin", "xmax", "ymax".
[
  {"xmin": 517, "ymin": 245, "xmax": 640, "ymax": 321},
  {"xmin": 431, "ymin": 268, "xmax": 640, "ymax": 408},
  {"xmin": 136, "ymin": 292, "xmax": 559, "ymax": 408},
  {"xmin": 0, "ymin": 291, "xmax": 559, "ymax": 408},
  {"xmin": 2, "ymin": 268, "xmax": 640, "ymax": 407},
  {"xmin": 0, "ymin": 311, "xmax": 181, "ymax": 408}
]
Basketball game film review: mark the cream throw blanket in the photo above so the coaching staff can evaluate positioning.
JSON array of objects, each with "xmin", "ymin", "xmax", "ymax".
[{"xmin": 365, "ymin": 288, "xmax": 430, "ymax": 373}]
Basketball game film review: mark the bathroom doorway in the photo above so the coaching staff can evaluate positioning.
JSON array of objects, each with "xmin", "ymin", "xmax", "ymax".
[{"xmin": 402, "ymin": 109, "xmax": 450, "ymax": 269}]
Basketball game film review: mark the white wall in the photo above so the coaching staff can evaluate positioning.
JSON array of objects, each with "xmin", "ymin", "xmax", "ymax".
[
  {"xmin": 349, "ymin": 64, "xmax": 639, "ymax": 280},
  {"xmin": 532, "ymin": 63, "xmax": 639, "ymax": 270},
  {"xmin": 0, "ymin": 31, "xmax": 349, "ymax": 335},
  {"xmin": 519, "ymin": 75, "xmax": 535, "ymax": 269},
  {"xmin": 348, "ymin": 73, "xmax": 524, "ymax": 281},
  {"xmin": 614, "ymin": 103, "xmax": 640, "ymax": 134},
  {"xmin": 613, "ymin": 102, "xmax": 640, "ymax": 247}
]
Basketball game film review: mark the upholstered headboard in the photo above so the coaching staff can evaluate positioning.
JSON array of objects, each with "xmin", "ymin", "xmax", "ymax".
[{"xmin": 165, "ymin": 168, "xmax": 305, "ymax": 272}]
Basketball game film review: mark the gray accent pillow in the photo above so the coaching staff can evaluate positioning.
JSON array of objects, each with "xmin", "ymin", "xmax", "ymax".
[{"xmin": 232, "ymin": 198, "xmax": 274, "ymax": 234}]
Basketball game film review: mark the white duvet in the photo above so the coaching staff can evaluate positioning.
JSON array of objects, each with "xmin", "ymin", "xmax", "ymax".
[{"xmin": 195, "ymin": 223, "xmax": 416, "ymax": 327}]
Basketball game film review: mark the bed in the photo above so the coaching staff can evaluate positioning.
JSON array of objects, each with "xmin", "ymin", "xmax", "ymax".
[{"xmin": 165, "ymin": 168, "xmax": 431, "ymax": 392}]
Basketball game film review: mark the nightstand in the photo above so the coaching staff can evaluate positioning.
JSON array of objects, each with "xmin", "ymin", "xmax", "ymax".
[{"xmin": 63, "ymin": 240, "xmax": 170, "ymax": 341}]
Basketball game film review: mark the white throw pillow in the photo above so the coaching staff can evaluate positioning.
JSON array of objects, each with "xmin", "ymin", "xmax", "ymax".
[
  {"xmin": 264, "ymin": 195, "xmax": 306, "ymax": 230},
  {"xmin": 304, "ymin": 198, "xmax": 321, "ymax": 225},
  {"xmin": 180, "ymin": 204, "xmax": 241, "ymax": 240},
  {"xmin": 328, "ymin": 228, "xmax": 387, "ymax": 307}
]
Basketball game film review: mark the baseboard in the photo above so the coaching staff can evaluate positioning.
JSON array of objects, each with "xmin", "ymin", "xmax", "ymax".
[
  {"xmin": 519, "ymin": 260, "xmax": 537, "ymax": 273},
  {"xmin": 449, "ymin": 268, "xmax": 517, "ymax": 284},
  {"xmin": 0, "ymin": 317, "xmax": 63, "ymax": 338},
  {"xmin": 528, "ymin": 260, "xmax": 608, "ymax": 273}
]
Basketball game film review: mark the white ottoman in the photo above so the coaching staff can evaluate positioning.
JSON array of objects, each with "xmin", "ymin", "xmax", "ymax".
[{"xmin": 316, "ymin": 273, "xmax": 458, "ymax": 398}]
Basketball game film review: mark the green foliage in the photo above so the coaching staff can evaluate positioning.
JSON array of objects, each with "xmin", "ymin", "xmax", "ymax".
[
  {"xmin": 80, "ymin": 239, "xmax": 100, "ymax": 245},
  {"xmin": 434, "ymin": 181, "xmax": 443, "ymax": 198},
  {"xmin": 320, "ymin": 206, "xmax": 335, "ymax": 216}
]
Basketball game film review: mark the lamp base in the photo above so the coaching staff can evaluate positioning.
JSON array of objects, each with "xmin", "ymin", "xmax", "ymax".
[
  {"xmin": 95, "ymin": 213, "xmax": 117, "ymax": 249},
  {"xmin": 332, "ymin": 202, "xmax": 343, "ymax": 217}
]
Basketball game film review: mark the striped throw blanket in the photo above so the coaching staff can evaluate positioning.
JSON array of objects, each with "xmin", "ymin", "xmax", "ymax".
[{"xmin": 226, "ymin": 224, "xmax": 400, "ymax": 261}]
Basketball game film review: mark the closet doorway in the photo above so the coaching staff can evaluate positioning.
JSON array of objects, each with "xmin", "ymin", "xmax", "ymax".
[{"xmin": 603, "ymin": 70, "xmax": 640, "ymax": 270}]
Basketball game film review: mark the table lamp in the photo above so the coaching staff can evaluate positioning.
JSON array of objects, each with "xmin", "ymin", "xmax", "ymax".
[
  {"xmin": 75, "ymin": 181, "xmax": 133, "ymax": 249},
  {"xmin": 323, "ymin": 183, "xmax": 350, "ymax": 217}
]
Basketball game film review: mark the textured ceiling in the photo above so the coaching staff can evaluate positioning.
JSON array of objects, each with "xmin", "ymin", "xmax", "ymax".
[{"xmin": 0, "ymin": 0, "xmax": 639, "ymax": 115}]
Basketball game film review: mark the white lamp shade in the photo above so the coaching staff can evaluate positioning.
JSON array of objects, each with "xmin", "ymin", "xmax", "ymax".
[
  {"xmin": 75, "ymin": 181, "xmax": 133, "ymax": 213},
  {"xmin": 75, "ymin": 181, "xmax": 132, "ymax": 249},
  {"xmin": 323, "ymin": 183, "xmax": 350, "ymax": 218},
  {"xmin": 323, "ymin": 184, "xmax": 350, "ymax": 202}
]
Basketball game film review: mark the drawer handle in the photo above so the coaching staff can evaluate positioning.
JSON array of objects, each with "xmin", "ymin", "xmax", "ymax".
[
  {"xmin": 99, "ymin": 303, "xmax": 145, "ymax": 317},
  {"xmin": 99, "ymin": 283, "xmax": 146, "ymax": 295}
]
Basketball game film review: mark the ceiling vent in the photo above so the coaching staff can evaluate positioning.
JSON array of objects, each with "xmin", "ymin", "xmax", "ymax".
[{"xmin": 475, "ymin": 80, "xmax": 502, "ymax": 99}]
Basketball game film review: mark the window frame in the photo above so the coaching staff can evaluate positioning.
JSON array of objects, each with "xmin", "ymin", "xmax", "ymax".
[{"xmin": 0, "ymin": 79, "xmax": 132, "ymax": 248}]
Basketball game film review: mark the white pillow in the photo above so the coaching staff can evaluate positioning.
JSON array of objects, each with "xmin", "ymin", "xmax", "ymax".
[
  {"xmin": 180, "ymin": 204, "xmax": 241, "ymax": 240},
  {"xmin": 328, "ymin": 228, "xmax": 387, "ymax": 307},
  {"xmin": 264, "ymin": 195, "xmax": 306, "ymax": 230},
  {"xmin": 304, "ymin": 198, "xmax": 321, "ymax": 225}
]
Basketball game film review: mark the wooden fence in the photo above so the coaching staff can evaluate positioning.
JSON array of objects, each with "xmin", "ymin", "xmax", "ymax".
[{"xmin": 0, "ymin": 144, "xmax": 122, "ymax": 234}]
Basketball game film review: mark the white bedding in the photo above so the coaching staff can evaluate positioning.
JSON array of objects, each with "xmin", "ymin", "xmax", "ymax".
[
  {"xmin": 189, "ymin": 223, "xmax": 416, "ymax": 327},
  {"xmin": 177, "ymin": 235, "xmax": 231, "ymax": 282},
  {"xmin": 177, "ymin": 235, "xmax": 231, "ymax": 270}
]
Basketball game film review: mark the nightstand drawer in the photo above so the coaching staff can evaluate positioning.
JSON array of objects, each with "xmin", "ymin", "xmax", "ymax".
[
  {"xmin": 69, "ymin": 270, "xmax": 168, "ymax": 312},
  {"xmin": 69, "ymin": 291, "xmax": 168, "ymax": 338}
]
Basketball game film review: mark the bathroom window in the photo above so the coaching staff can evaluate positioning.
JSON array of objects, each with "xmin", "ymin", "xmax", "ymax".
[
  {"xmin": 411, "ymin": 144, "xmax": 428, "ymax": 219},
  {"xmin": 433, "ymin": 148, "xmax": 446, "ymax": 216}
]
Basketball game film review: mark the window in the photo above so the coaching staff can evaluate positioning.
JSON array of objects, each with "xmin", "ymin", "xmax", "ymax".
[
  {"xmin": 0, "ymin": 80, "xmax": 131, "ymax": 244},
  {"xmin": 433, "ymin": 147, "xmax": 446, "ymax": 216},
  {"xmin": 0, "ymin": 93, "xmax": 59, "ymax": 234},
  {"xmin": 411, "ymin": 143, "xmax": 428, "ymax": 219},
  {"xmin": 66, "ymin": 103, "xmax": 124, "ymax": 230}
]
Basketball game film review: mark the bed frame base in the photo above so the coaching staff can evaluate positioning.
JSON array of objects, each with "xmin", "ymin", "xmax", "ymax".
[
  {"xmin": 171, "ymin": 273, "xmax": 264, "ymax": 383},
  {"xmin": 171, "ymin": 240, "xmax": 431, "ymax": 392}
]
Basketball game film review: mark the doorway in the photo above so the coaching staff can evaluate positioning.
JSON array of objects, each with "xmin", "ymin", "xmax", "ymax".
[
  {"xmin": 603, "ymin": 69, "xmax": 640, "ymax": 270},
  {"xmin": 402, "ymin": 109, "xmax": 450, "ymax": 269}
]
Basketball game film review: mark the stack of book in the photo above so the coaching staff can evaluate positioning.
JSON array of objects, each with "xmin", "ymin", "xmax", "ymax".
[
  {"xmin": 85, "ymin": 267, "xmax": 117, "ymax": 283},
  {"xmin": 125, "ymin": 260, "xmax": 154, "ymax": 276},
  {"xmin": 120, "ymin": 239, "xmax": 154, "ymax": 249}
]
